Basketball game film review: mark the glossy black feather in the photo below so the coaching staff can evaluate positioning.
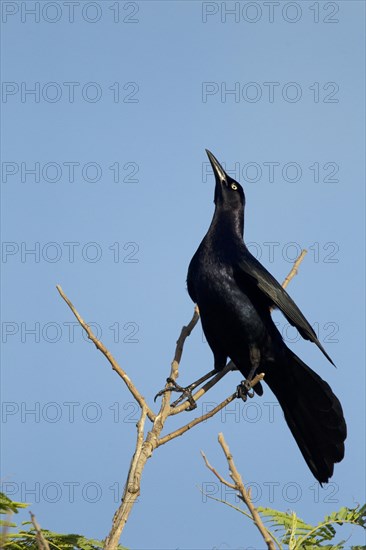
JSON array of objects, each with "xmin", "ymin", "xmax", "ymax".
[{"xmin": 235, "ymin": 252, "xmax": 335, "ymax": 365}]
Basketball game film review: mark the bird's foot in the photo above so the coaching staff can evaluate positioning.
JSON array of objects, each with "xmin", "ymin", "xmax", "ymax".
[
  {"xmin": 154, "ymin": 378, "xmax": 197, "ymax": 410},
  {"xmin": 236, "ymin": 379, "xmax": 255, "ymax": 402}
]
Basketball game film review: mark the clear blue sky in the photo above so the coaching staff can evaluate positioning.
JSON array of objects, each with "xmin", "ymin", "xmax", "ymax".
[{"xmin": 1, "ymin": 1, "xmax": 365, "ymax": 548}]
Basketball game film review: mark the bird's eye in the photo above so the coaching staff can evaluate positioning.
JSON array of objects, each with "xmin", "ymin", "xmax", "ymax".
[{"xmin": 231, "ymin": 184, "xmax": 238, "ymax": 190}]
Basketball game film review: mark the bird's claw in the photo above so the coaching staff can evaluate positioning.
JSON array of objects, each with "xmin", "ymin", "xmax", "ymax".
[
  {"xmin": 154, "ymin": 378, "xmax": 176, "ymax": 401},
  {"xmin": 171, "ymin": 391, "xmax": 197, "ymax": 410},
  {"xmin": 154, "ymin": 378, "xmax": 197, "ymax": 410},
  {"xmin": 236, "ymin": 379, "xmax": 255, "ymax": 402}
]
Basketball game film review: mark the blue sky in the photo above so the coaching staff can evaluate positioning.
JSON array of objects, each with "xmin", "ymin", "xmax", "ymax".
[{"xmin": 1, "ymin": 1, "xmax": 365, "ymax": 548}]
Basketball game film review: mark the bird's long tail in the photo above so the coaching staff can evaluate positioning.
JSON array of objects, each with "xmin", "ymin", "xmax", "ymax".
[{"xmin": 264, "ymin": 349, "xmax": 346, "ymax": 483}]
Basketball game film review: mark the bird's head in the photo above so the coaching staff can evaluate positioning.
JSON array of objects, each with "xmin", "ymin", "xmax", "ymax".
[{"xmin": 206, "ymin": 149, "xmax": 245, "ymax": 210}]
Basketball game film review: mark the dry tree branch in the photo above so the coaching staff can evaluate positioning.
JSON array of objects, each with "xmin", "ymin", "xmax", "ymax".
[
  {"xmin": 269, "ymin": 249, "xmax": 307, "ymax": 314},
  {"xmin": 173, "ymin": 305, "xmax": 200, "ymax": 367},
  {"xmin": 103, "ymin": 306, "xmax": 202, "ymax": 549},
  {"xmin": 30, "ymin": 512, "xmax": 50, "ymax": 550},
  {"xmin": 201, "ymin": 433, "xmax": 277, "ymax": 550},
  {"xmin": 281, "ymin": 249, "xmax": 307, "ymax": 290},
  {"xmin": 197, "ymin": 484, "xmax": 254, "ymax": 520},
  {"xmin": 103, "ymin": 406, "xmax": 148, "ymax": 547},
  {"xmin": 218, "ymin": 433, "xmax": 276, "ymax": 550},
  {"xmin": 56, "ymin": 285, "xmax": 155, "ymax": 423},
  {"xmin": 200, "ymin": 450, "xmax": 236, "ymax": 489},
  {"xmin": 170, "ymin": 361, "xmax": 234, "ymax": 415},
  {"xmin": 54, "ymin": 290, "xmax": 201, "ymax": 549},
  {"xmin": 159, "ymin": 304, "xmax": 200, "ymax": 411},
  {"xmin": 56, "ymin": 249, "xmax": 307, "ymax": 549},
  {"xmin": 159, "ymin": 393, "xmax": 236, "ymax": 446},
  {"xmin": 159, "ymin": 373, "xmax": 265, "ymax": 446}
]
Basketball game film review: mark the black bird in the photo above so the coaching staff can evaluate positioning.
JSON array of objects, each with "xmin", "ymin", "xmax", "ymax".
[{"xmin": 186, "ymin": 149, "xmax": 346, "ymax": 484}]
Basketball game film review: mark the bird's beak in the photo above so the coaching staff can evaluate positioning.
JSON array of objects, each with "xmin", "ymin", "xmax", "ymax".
[{"xmin": 206, "ymin": 149, "xmax": 229, "ymax": 187}]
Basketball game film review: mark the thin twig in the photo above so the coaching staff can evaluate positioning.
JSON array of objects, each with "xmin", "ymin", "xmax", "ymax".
[
  {"xmin": 200, "ymin": 450, "xmax": 236, "ymax": 489},
  {"xmin": 281, "ymin": 249, "xmax": 307, "ymax": 290},
  {"xmin": 197, "ymin": 485, "xmax": 253, "ymax": 520},
  {"xmin": 159, "ymin": 394, "xmax": 236, "ymax": 446},
  {"xmin": 170, "ymin": 361, "xmax": 234, "ymax": 415},
  {"xmin": 30, "ymin": 513, "xmax": 50, "ymax": 550},
  {"xmin": 56, "ymin": 285, "xmax": 155, "ymax": 422},
  {"xmin": 160, "ymin": 373, "xmax": 265, "ymax": 445},
  {"xmin": 160, "ymin": 305, "xmax": 200, "ymax": 412},
  {"xmin": 217, "ymin": 433, "xmax": 277, "ymax": 550},
  {"xmin": 269, "ymin": 250, "xmax": 307, "ymax": 313},
  {"xmin": 173, "ymin": 304, "xmax": 200, "ymax": 367}
]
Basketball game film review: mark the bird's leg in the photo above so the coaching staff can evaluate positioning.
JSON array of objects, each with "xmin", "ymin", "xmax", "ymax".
[
  {"xmin": 154, "ymin": 369, "xmax": 218, "ymax": 410},
  {"xmin": 237, "ymin": 347, "xmax": 261, "ymax": 402}
]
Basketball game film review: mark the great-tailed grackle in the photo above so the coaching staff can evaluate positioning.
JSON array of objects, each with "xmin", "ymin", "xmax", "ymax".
[{"xmin": 186, "ymin": 149, "xmax": 346, "ymax": 484}]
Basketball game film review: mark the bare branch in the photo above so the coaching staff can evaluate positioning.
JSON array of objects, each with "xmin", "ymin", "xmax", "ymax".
[
  {"xmin": 217, "ymin": 433, "xmax": 277, "ymax": 550},
  {"xmin": 197, "ymin": 485, "xmax": 253, "ymax": 520},
  {"xmin": 160, "ymin": 373, "xmax": 265, "ymax": 445},
  {"xmin": 56, "ymin": 285, "xmax": 155, "ymax": 422},
  {"xmin": 103, "ymin": 406, "xmax": 149, "ymax": 549},
  {"xmin": 159, "ymin": 305, "xmax": 200, "ymax": 414},
  {"xmin": 159, "ymin": 393, "xmax": 236, "ymax": 446},
  {"xmin": 173, "ymin": 304, "xmax": 200, "ymax": 367},
  {"xmin": 104, "ymin": 308, "xmax": 201, "ymax": 549},
  {"xmin": 126, "ymin": 406, "xmax": 148, "ymax": 494},
  {"xmin": 30, "ymin": 512, "xmax": 50, "ymax": 550},
  {"xmin": 200, "ymin": 450, "xmax": 235, "ymax": 489},
  {"xmin": 281, "ymin": 249, "xmax": 307, "ymax": 290},
  {"xmin": 170, "ymin": 361, "xmax": 234, "ymax": 415}
]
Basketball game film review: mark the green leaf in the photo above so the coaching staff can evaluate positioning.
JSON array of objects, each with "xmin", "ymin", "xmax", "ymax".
[
  {"xmin": 0, "ymin": 492, "xmax": 128, "ymax": 550},
  {"xmin": 256, "ymin": 503, "xmax": 366, "ymax": 549},
  {"xmin": 0, "ymin": 492, "xmax": 29, "ymax": 515}
]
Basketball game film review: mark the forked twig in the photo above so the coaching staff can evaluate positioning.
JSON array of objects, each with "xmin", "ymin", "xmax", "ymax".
[
  {"xmin": 201, "ymin": 433, "xmax": 277, "ymax": 550},
  {"xmin": 56, "ymin": 285, "xmax": 155, "ymax": 422}
]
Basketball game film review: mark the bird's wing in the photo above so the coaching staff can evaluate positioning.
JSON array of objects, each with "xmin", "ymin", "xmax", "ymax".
[{"xmin": 235, "ymin": 253, "xmax": 335, "ymax": 365}]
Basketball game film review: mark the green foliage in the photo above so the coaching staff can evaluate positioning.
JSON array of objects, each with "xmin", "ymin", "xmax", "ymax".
[
  {"xmin": 1, "ymin": 492, "xmax": 28, "ymax": 525},
  {"xmin": 201, "ymin": 483, "xmax": 365, "ymax": 550},
  {"xmin": 0, "ymin": 492, "xmax": 127, "ymax": 550},
  {"xmin": 256, "ymin": 504, "xmax": 366, "ymax": 550}
]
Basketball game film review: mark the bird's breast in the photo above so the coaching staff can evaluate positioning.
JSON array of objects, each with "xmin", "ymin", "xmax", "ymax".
[
  {"xmin": 187, "ymin": 242, "xmax": 278, "ymax": 368},
  {"xmin": 191, "ymin": 257, "xmax": 266, "ymax": 338}
]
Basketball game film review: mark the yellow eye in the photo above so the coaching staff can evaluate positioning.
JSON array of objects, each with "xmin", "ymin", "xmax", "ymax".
[{"xmin": 231, "ymin": 184, "xmax": 238, "ymax": 190}]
